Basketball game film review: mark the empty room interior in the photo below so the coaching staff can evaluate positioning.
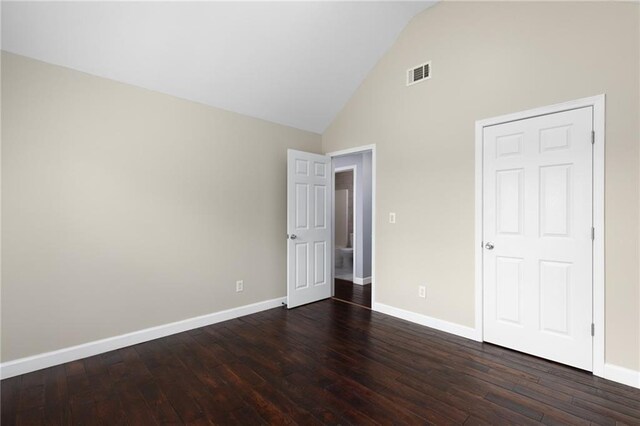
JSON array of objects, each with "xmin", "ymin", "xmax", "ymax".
[{"xmin": 1, "ymin": 1, "xmax": 640, "ymax": 424}]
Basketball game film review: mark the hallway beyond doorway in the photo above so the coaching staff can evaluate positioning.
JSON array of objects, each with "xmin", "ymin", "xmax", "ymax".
[{"xmin": 333, "ymin": 278, "xmax": 371, "ymax": 308}]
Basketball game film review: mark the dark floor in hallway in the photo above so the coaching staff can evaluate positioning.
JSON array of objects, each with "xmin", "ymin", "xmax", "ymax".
[
  {"xmin": 2, "ymin": 299, "xmax": 640, "ymax": 425},
  {"xmin": 333, "ymin": 278, "xmax": 372, "ymax": 308}
]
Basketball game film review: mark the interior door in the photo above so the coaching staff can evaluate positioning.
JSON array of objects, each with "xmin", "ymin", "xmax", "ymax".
[
  {"xmin": 482, "ymin": 107, "xmax": 593, "ymax": 371},
  {"xmin": 287, "ymin": 149, "xmax": 332, "ymax": 308}
]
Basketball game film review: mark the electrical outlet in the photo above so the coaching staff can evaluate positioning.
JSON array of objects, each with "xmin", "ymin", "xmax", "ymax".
[
  {"xmin": 236, "ymin": 280, "xmax": 244, "ymax": 292},
  {"xmin": 389, "ymin": 212, "xmax": 396, "ymax": 224},
  {"xmin": 418, "ymin": 285, "xmax": 426, "ymax": 299}
]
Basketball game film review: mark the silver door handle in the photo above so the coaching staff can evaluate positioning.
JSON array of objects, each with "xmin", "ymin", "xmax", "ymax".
[
  {"xmin": 485, "ymin": 242, "xmax": 494, "ymax": 250},
  {"xmin": 289, "ymin": 234, "xmax": 297, "ymax": 240}
]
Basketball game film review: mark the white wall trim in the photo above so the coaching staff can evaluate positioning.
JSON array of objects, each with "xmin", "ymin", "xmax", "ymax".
[
  {"xmin": 603, "ymin": 363, "xmax": 640, "ymax": 390},
  {"xmin": 374, "ymin": 305, "xmax": 640, "ymax": 390},
  {"xmin": 326, "ymin": 145, "xmax": 377, "ymax": 158},
  {"xmin": 474, "ymin": 94, "xmax": 606, "ymax": 375},
  {"xmin": 0, "ymin": 296, "xmax": 286, "ymax": 379},
  {"xmin": 374, "ymin": 303, "xmax": 480, "ymax": 342},
  {"xmin": 327, "ymin": 145, "xmax": 376, "ymax": 306},
  {"xmin": 353, "ymin": 276, "xmax": 372, "ymax": 285}
]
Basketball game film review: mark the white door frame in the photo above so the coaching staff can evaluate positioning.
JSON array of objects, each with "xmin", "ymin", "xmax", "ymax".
[
  {"xmin": 474, "ymin": 95, "xmax": 605, "ymax": 377},
  {"xmin": 334, "ymin": 165, "xmax": 357, "ymax": 283},
  {"xmin": 326, "ymin": 145, "xmax": 376, "ymax": 306}
]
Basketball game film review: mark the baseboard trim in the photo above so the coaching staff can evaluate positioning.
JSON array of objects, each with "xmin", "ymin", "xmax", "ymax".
[
  {"xmin": 353, "ymin": 276, "xmax": 372, "ymax": 285},
  {"xmin": 373, "ymin": 302, "xmax": 480, "ymax": 342},
  {"xmin": 373, "ymin": 303, "xmax": 640, "ymax": 389},
  {"xmin": 0, "ymin": 297, "xmax": 286, "ymax": 380},
  {"xmin": 603, "ymin": 363, "xmax": 640, "ymax": 389},
  {"xmin": 5, "ymin": 297, "xmax": 638, "ymax": 390}
]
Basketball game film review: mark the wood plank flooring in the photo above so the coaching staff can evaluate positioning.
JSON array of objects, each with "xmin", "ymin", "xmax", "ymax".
[
  {"xmin": 333, "ymin": 278, "xmax": 372, "ymax": 308},
  {"xmin": 2, "ymin": 299, "xmax": 640, "ymax": 425}
]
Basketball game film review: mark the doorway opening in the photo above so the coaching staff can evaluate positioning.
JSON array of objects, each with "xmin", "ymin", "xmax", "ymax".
[
  {"xmin": 331, "ymin": 150, "xmax": 373, "ymax": 308},
  {"xmin": 334, "ymin": 167, "xmax": 355, "ymax": 281}
]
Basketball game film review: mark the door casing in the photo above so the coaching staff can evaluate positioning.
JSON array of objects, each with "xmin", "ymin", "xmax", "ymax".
[{"xmin": 474, "ymin": 95, "xmax": 605, "ymax": 377}]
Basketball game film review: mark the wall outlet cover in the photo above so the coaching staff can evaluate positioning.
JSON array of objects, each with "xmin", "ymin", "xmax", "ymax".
[
  {"xmin": 418, "ymin": 285, "xmax": 426, "ymax": 298},
  {"xmin": 236, "ymin": 280, "xmax": 244, "ymax": 292}
]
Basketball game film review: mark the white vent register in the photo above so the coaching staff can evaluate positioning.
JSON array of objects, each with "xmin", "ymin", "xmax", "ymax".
[{"xmin": 407, "ymin": 61, "xmax": 431, "ymax": 86}]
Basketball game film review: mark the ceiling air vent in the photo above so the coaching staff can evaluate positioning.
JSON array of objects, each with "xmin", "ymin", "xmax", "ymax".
[{"xmin": 406, "ymin": 61, "xmax": 431, "ymax": 86}]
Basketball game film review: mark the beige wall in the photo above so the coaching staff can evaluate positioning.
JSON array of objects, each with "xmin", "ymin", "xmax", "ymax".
[
  {"xmin": 1, "ymin": 52, "xmax": 321, "ymax": 362},
  {"xmin": 322, "ymin": 2, "xmax": 640, "ymax": 370}
]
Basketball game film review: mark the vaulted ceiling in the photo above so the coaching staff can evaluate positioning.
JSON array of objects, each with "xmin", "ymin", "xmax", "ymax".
[{"xmin": 2, "ymin": 1, "xmax": 436, "ymax": 133}]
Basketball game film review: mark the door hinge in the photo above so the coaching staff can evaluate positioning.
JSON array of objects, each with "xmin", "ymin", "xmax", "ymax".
[
  {"xmin": 591, "ymin": 323, "xmax": 595, "ymax": 336},
  {"xmin": 591, "ymin": 227, "xmax": 595, "ymax": 241},
  {"xmin": 591, "ymin": 130, "xmax": 595, "ymax": 145}
]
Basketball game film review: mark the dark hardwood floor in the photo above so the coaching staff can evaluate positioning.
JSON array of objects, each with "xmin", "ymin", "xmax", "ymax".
[
  {"xmin": 333, "ymin": 278, "xmax": 372, "ymax": 308},
  {"xmin": 2, "ymin": 299, "xmax": 640, "ymax": 425}
]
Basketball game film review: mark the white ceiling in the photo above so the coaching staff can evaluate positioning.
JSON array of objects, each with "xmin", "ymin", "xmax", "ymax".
[{"xmin": 2, "ymin": 1, "xmax": 435, "ymax": 133}]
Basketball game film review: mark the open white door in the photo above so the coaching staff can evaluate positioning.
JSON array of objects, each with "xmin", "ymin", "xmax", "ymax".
[{"xmin": 287, "ymin": 149, "xmax": 332, "ymax": 308}]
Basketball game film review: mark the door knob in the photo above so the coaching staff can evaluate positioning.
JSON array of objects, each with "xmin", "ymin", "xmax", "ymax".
[
  {"xmin": 485, "ymin": 242, "xmax": 494, "ymax": 250},
  {"xmin": 289, "ymin": 234, "xmax": 297, "ymax": 240}
]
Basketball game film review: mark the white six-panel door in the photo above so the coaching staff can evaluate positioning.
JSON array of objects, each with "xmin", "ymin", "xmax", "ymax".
[
  {"xmin": 287, "ymin": 150, "xmax": 332, "ymax": 308},
  {"xmin": 482, "ymin": 107, "xmax": 593, "ymax": 371}
]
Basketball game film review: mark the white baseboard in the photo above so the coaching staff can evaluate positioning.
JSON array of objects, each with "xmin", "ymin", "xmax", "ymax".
[
  {"xmin": 373, "ymin": 302, "xmax": 480, "ymax": 342},
  {"xmin": 353, "ymin": 276, "xmax": 372, "ymax": 285},
  {"xmin": 603, "ymin": 363, "xmax": 640, "ymax": 389},
  {"xmin": 0, "ymin": 297, "xmax": 286, "ymax": 380},
  {"xmin": 374, "ymin": 303, "xmax": 640, "ymax": 390},
  {"xmin": 5, "ymin": 297, "xmax": 638, "ymax": 391}
]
